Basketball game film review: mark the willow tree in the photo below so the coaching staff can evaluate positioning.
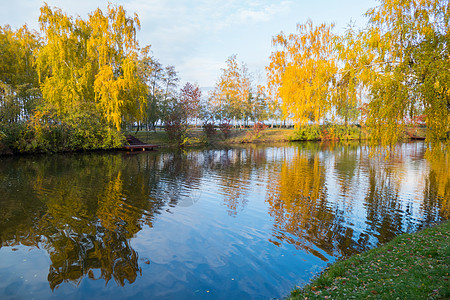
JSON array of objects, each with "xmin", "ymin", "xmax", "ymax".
[
  {"xmin": 36, "ymin": 4, "xmax": 146, "ymax": 134},
  {"xmin": 333, "ymin": 25, "xmax": 367, "ymax": 126},
  {"xmin": 360, "ymin": 0, "xmax": 450, "ymax": 145},
  {"xmin": 90, "ymin": 5, "xmax": 146, "ymax": 131},
  {"xmin": 0, "ymin": 25, "xmax": 41, "ymax": 125},
  {"xmin": 267, "ymin": 20, "xmax": 337, "ymax": 127}
]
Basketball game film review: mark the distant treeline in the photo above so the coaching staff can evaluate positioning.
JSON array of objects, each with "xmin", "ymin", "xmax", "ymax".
[{"xmin": 0, "ymin": 1, "xmax": 448, "ymax": 154}]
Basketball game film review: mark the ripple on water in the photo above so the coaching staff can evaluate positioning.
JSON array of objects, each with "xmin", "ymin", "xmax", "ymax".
[{"xmin": 0, "ymin": 142, "xmax": 447, "ymax": 299}]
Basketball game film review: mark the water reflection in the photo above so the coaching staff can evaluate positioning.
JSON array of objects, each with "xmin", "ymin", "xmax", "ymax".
[
  {"xmin": 265, "ymin": 142, "xmax": 448, "ymax": 260},
  {"xmin": 1, "ymin": 155, "xmax": 145, "ymax": 289},
  {"xmin": 266, "ymin": 144, "xmax": 334, "ymax": 260},
  {"xmin": 424, "ymin": 144, "xmax": 449, "ymax": 220},
  {"xmin": 0, "ymin": 142, "xmax": 448, "ymax": 298}
]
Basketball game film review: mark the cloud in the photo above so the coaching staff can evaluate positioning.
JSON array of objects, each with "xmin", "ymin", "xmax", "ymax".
[
  {"xmin": 0, "ymin": 0, "xmax": 294, "ymax": 88},
  {"xmin": 0, "ymin": 0, "xmax": 377, "ymax": 89},
  {"xmin": 227, "ymin": 1, "xmax": 292, "ymax": 24},
  {"xmin": 125, "ymin": 0, "xmax": 294, "ymax": 87},
  {"xmin": 177, "ymin": 56, "xmax": 226, "ymax": 88}
]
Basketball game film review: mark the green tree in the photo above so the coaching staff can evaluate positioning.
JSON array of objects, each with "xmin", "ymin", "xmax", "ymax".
[
  {"xmin": 334, "ymin": 25, "xmax": 364, "ymax": 126},
  {"xmin": 138, "ymin": 46, "xmax": 164, "ymax": 130}
]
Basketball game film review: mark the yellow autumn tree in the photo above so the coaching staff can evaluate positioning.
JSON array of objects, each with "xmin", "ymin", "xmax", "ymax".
[
  {"xmin": 211, "ymin": 55, "xmax": 252, "ymax": 125},
  {"xmin": 333, "ymin": 25, "xmax": 368, "ymax": 126},
  {"xmin": 0, "ymin": 25, "xmax": 41, "ymax": 125},
  {"xmin": 360, "ymin": 0, "xmax": 450, "ymax": 145},
  {"xmin": 267, "ymin": 20, "xmax": 337, "ymax": 127},
  {"xmin": 36, "ymin": 4, "xmax": 146, "ymax": 134}
]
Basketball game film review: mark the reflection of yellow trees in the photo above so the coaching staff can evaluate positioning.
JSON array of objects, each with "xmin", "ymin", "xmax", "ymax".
[
  {"xmin": 425, "ymin": 145, "xmax": 449, "ymax": 219},
  {"xmin": 1, "ymin": 151, "xmax": 209, "ymax": 290},
  {"xmin": 359, "ymin": 145, "xmax": 417, "ymax": 243},
  {"xmin": 21, "ymin": 154, "xmax": 142, "ymax": 289},
  {"xmin": 265, "ymin": 143, "xmax": 448, "ymax": 260},
  {"xmin": 1, "ymin": 144, "xmax": 448, "ymax": 290},
  {"xmin": 363, "ymin": 166, "xmax": 404, "ymax": 243},
  {"xmin": 266, "ymin": 149, "xmax": 337, "ymax": 260},
  {"xmin": 43, "ymin": 226, "xmax": 139, "ymax": 290},
  {"xmin": 358, "ymin": 143, "xmax": 448, "ymax": 242},
  {"xmin": 33, "ymin": 171, "xmax": 141, "ymax": 289},
  {"xmin": 97, "ymin": 171, "xmax": 141, "ymax": 236}
]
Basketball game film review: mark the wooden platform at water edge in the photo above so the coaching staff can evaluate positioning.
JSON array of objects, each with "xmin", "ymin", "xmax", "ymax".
[{"xmin": 123, "ymin": 135, "xmax": 159, "ymax": 151}]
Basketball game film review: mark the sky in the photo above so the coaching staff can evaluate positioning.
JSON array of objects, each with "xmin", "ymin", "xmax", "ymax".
[{"xmin": 1, "ymin": 0, "xmax": 378, "ymax": 89}]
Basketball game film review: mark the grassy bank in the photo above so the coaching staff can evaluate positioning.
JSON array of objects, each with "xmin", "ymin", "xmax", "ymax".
[
  {"xmin": 290, "ymin": 221, "xmax": 450, "ymax": 299},
  {"xmin": 127, "ymin": 127, "xmax": 294, "ymax": 147},
  {"xmin": 128, "ymin": 125, "xmax": 427, "ymax": 148}
]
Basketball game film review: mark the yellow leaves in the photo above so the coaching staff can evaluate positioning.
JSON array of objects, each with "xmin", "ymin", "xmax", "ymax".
[
  {"xmin": 36, "ymin": 4, "xmax": 145, "ymax": 131},
  {"xmin": 266, "ymin": 147, "xmax": 330, "ymax": 254},
  {"xmin": 267, "ymin": 20, "xmax": 336, "ymax": 127},
  {"xmin": 212, "ymin": 54, "xmax": 252, "ymax": 120}
]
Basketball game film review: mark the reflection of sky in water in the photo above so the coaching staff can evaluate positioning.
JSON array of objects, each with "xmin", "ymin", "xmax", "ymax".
[
  {"xmin": 0, "ymin": 142, "xmax": 447, "ymax": 299},
  {"xmin": 0, "ymin": 246, "xmax": 51, "ymax": 299},
  {"xmin": 130, "ymin": 199, "xmax": 328, "ymax": 299}
]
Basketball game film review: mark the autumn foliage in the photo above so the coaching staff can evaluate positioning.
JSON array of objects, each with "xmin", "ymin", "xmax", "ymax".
[
  {"xmin": 0, "ymin": 0, "xmax": 449, "ymax": 153},
  {"xmin": 266, "ymin": 0, "xmax": 449, "ymax": 145}
]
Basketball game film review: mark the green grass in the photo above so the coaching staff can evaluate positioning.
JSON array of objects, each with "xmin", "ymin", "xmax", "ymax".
[
  {"xmin": 221, "ymin": 128, "xmax": 292, "ymax": 144},
  {"xmin": 290, "ymin": 221, "xmax": 450, "ymax": 299},
  {"xmin": 126, "ymin": 126, "xmax": 427, "ymax": 148},
  {"xmin": 126, "ymin": 127, "xmax": 294, "ymax": 147},
  {"xmin": 125, "ymin": 129, "xmax": 169, "ymax": 145}
]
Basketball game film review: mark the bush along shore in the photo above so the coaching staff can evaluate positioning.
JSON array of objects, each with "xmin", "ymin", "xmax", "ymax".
[{"xmin": 290, "ymin": 221, "xmax": 450, "ymax": 299}]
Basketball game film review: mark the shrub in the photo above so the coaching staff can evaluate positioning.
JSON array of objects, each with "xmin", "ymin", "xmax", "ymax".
[
  {"xmin": 219, "ymin": 119, "xmax": 232, "ymax": 139},
  {"xmin": 2, "ymin": 111, "xmax": 125, "ymax": 154},
  {"xmin": 289, "ymin": 125, "xmax": 362, "ymax": 141},
  {"xmin": 289, "ymin": 125, "xmax": 321, "ymax": 141},
  {"xmin": 164, "ymin": 112, "xmax": 188, "ymax": 147},
  {"xmin": 202, "ymin": 120, "xmax": 216, "ymax": 139},
  {"xmin": 253, "ymin": 122, "xmax": 268, "ymax": 136},
  {"xmin": 243, "ymin": 122, "xmax": 269, "ymax": 142},
  {"xmin": 322, "ymin": 124, "xmax": 361, "ymax": 141}
]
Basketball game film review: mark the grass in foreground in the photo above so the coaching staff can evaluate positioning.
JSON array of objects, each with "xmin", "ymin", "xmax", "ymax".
[{"xmin": 290, "ymin": 221, "xmax": 450, "ymax": 299}]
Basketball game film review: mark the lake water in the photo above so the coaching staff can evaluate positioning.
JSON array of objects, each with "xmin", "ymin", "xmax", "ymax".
[{"xmin": 0, "ymin": 142, "xmax": 448, "ymax": 299}]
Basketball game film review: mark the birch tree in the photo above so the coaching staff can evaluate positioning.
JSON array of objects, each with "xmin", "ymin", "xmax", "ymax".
[
  {"xmin": 267, "ymin": 21, "xmax": 337, "ymax": 127},
  {"xmin": 212, "ymin": 55, "xmax": 252, "ymax": 126}
]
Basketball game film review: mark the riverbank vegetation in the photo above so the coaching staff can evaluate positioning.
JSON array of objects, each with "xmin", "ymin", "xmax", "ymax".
[
  {"xmin": 0, "ymin": 0, "xmax": 449, "ymax": 155},
  {"xmin": 290, "ymin": 220, "xmax": 450, "ymax": 299},
  {"xmin": 127, "ymin": 125, "xmax": 429, "ymax": 148}
]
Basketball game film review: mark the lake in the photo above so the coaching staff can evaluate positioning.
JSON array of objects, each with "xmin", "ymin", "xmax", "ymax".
[{"xmin": 0, "ymin": 142, "xmax": 448, "ymax": 299}]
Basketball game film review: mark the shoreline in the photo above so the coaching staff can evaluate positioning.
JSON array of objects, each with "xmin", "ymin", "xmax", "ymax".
[
  {"xmin": 289, "ymin": 220, "xmax": 449, "ymax": 299},
  {"xmin": 0, "ymin": 126, "xmax": 429, "ymax": 156}
]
